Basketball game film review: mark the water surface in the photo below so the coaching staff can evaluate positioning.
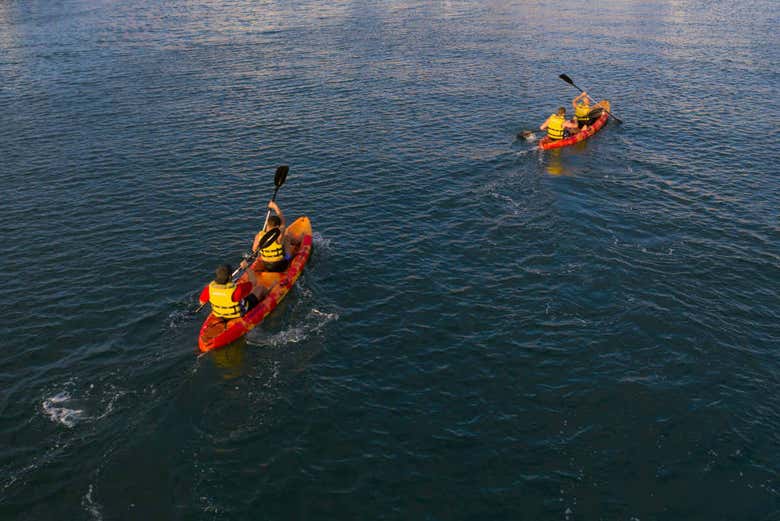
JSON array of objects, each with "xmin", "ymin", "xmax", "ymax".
[{"xmin": 1, "ymin": 0, "xmax": 778, "ymax": 519}]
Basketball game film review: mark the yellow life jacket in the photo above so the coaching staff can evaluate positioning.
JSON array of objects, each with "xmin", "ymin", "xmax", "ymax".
[
  {"xmin": 575, "ymin": 102, "xmax": 591, "ymax": 123},
  {"xmin": 547, "ymin": 114, "xmax": 565, "ymax": 140},
  {"xmin": 209, "ymin": 281, "xmax": 242, "ymax": 319},
  {"xmin": 261, "ymin": 236, "xmax": 284, "ymax": 263}
]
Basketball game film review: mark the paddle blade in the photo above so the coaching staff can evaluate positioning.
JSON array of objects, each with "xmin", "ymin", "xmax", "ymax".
[
  {"xmin": 257, "ymin": 227, "xmax": 281, "ymax": 251},
  {"xmin": 274, "ymin": 165, "xmax": 289, "ymax": 188},
  {"xmin": 588, "ymin": 107, "xmax": 604, "ymax": 119},
  {"xmin": 559, "ymin": 73, "xmax": 574, "ymax": 85}
]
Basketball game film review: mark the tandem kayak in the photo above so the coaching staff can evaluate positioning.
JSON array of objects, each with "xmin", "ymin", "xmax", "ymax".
[
  {"xmin": 198, "ymin": 216, "xmax": 313, "ymax": 352},
  {"xmin": 539, "ymin": 100, "xmax": 611, "ymax": 150}
]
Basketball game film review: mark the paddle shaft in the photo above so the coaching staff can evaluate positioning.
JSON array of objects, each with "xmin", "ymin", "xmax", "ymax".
[
  {"xmin": 235, "ymin": 165, "xmax": 288, "ymax": 280},
  {"xmin": 193, "ymin": 228, "xmax": 275, "ymax": 313},
  {"xmin": 195, "ymin": 165, "xmax": 288, "ymax": 314},
  {"xmin": 560, "ymin": 74, "xmax": 622, "ymax": 124},
  {"xmin": 262, "ymin": 185, "xmax": 282, "ymax": 231},
  {"xmin": 229, "ymin": 228, "xmax": 280, "ymax": 281}
]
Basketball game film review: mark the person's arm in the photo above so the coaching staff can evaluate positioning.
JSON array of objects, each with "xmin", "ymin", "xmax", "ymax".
[
  {"xmin": 251, "ymin": 230, "xmax": 263, "ymax": 251},
  {"xmin": 540, "ymin": 115, "xmax": 551, "ymax": 131},
  {"xmin": 572, "ymin": 92, "xmax": 588, "ymax": 110},
  {"xmin": 198, "ymin": 285, "xmax": 210, "ymax": 305},
  {"xmin": 268, "ymin": 201, "xmax": 285, "ymax": 227},
  {"xmin": 268, "ymin": 200, "xmax": 286, "ymax": 239},
  {"xmin": 232, "ymin": 281, "xmax": 254, "ymax": 301},
  {"xmin": 245, "ymin": 268, "xmax": 257, "ymax": 287}
]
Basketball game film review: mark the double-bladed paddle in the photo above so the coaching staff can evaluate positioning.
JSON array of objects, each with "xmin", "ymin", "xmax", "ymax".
[
  {"xmin": 233, "ymin": 164, "xmax": 288, "ymax": 279},
  {"xmin": 193, "ymin": 228, "xmax": 280, "ymax": 314},
  {"xmin": 559, "ymin": 73, "xmax": 622, "ymax": 124},
  {"xmin": 229, "ymin": 227, "xmax": 280, "ymax": 281},
  {"xmin": 194, "ymin": 165, "xmax": 289, "ymax": 314}
]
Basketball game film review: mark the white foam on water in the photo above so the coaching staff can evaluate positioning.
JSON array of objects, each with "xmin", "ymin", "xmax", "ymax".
[
  {"xmin": 167, "ymin": 308, "xmax": 194, "ymax": 329},
  {"xmin": 82, "ymin": 484, "xmax": 103, "ymax": 521},
  {"xmin": 3, "ymin": 458, "xmax": 41, "ymax": 492},
  {"xmin": 489, "ymin": 190, "xmax": 524, "ymax": 216},
  {"xmin": 200, "ymin": 495, "xmax": 224, "ymax": 514},
  {"xmin": 250, "ymin": 308, "xmax": 339, "ymax": 348},
  {"xmin": 42, "ymin": 391, "xmax": 85, "ymax": 428},
  {"xmin": 95, "ymin": 387, "xmax": 126, "ymax": 420},
  {"xmin": 312, "ymin": 232, "xmax": 332, "ymax": 253},
  {"xmin": 294, "ymin": 282, "xmax": 313, "ymax": 299},
  {"xmin": 42, "ymin": 383, "xmax": 125, "ymax": 428},
  {"xmin": 167, "ymin": 294, "xmax": 201, "ymax": 329}
]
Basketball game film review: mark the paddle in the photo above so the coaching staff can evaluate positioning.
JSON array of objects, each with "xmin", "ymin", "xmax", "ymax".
[
  {"xmin": 231, "ymin": 163, "xmax": 288, "ymax": 279},
  {"xmin": 193, "ymin": 165, "xmax": 289, "ymax": 314},
  {"xmin": 518, "ymin": 130, "xmax": 539, "ymax": 141},
  {"xmin": 559, "ymin": 73, "xmax": 622, "ymax": 124},
  {"xmin": 193, "ymin": 228, "xmax": 281, "ymax": 314},
  {"xmin": 262, "ymin": 165, "xmax": 289, "ymax": 230},
  {"xmin": 230, "ymin": 227, "xmax": 280, "ymax": 280}
]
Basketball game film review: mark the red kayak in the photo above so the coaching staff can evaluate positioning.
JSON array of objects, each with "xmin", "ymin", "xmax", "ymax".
[
  {"xmin": 198, "ymin": 216, "xmax": 313, "ymax": 352},
  {"xmin": 539, "ymin": 100, "xmax": 611, "ymax": 150}
]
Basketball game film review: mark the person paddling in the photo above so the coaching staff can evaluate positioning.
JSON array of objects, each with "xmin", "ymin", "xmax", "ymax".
[
  {"xmin": 199, "ymin": 264, "xmax": 267, "ymax": 320},
  {"xmin": 540, "ymin": 107, "xmax": 580, "ymax": 141},
  {"xmin": 572, "ymin": 92, "xmax": 593, "ymax": 131},
  {"xmin": 252, "ymin": 200, "xmax": 289, "ymax": 272}
]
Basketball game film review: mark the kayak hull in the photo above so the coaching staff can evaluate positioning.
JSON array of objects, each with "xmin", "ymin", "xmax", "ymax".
[
  {"xmin": 539, "ymin": 100, "xmax": 611, "ymax": 150},
  {"xmin": 198, "ymin": 216, "xmax": 313, "ymax": 352}
]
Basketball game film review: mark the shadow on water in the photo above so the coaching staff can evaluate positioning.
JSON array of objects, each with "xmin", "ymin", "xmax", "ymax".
[{"xmin": 204, "ymin": 337, "xmax": 249, "ymax": 380}]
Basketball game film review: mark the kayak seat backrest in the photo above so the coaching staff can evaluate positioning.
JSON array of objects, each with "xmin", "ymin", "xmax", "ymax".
[{"xmin": 588, "ymin": 107, "xmax": 604, "ymax": 119}]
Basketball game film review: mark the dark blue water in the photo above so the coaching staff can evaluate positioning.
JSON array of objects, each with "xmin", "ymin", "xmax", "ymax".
[{"xmin": 1, "ymin": 0, "xmax": 778, "ymax": 519}]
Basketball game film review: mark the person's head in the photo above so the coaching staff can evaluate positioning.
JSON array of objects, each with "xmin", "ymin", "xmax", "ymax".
[
  {"xmin": 215, "ymin": 264, "xmax": 232, "ymax": 284},
  {"xmin": 578, "ymin": 98, "xmax": 590, "ymax": 106},
  {"xmin": 557, "ymin": 107, "xmax": 566, "ymax": 117},
  {"xmin": 267, "ymin": 215, "xmax": 281, "ymax": 228}
]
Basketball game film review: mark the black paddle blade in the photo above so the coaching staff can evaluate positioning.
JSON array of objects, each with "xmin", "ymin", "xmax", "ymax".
[
  {"xmin": 274, "ymin": 165, "xmax": 289, "ymax": 188},
  {"xmin": 257, "ymin": 227, "xmax": 281, "ymax": 251},
  {"xmin": 559, "ymin": 73, "xmax": 574, "ymax": 85},
  {"xmin": 588, "ymin": 107, "xmax": 604, "ymax": 119}
]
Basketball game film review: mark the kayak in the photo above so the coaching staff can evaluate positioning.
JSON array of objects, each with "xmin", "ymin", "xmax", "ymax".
[
  {"xmin": 198, "ymin": 216, "xmax": 313, "ymax": 352},
  {"xmin": 539, "ymin": 100, "xmax": 611, "ymax": 150}
]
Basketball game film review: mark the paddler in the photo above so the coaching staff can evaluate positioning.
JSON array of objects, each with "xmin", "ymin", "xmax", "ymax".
[
  {"xmin": 540, "ymin": 107, "xmax": 580, "ymax": 141},
  {"xmin": 251, "ymin": 200, "xmax": 289, "ymax": 272},
  {"xmin": 199, "ymin": 264, "xmax": 267, "ymax": 320},
  {"xmin": 572, "ymin": 91, "xmax": 594, "ymax": 131}
]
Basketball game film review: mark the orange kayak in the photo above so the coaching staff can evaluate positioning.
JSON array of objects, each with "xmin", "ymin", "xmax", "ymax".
[
  {"xmin": 539, "ymin": 100, "xmax": 611, "ymax": 150},
  {"xmin": 198, "ymin": 216, "xmax": 313, "ymax": 352}
]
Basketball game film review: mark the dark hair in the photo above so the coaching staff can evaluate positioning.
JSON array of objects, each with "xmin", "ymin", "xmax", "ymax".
[
  {"xmin": 268, "ymin": 215, "xmax": 281, "ymax": 227},
  {"xmin": 557, "ymin": 107, "xmax": 566, "ymax": 116},
  {"xmin": 215, "ymin": 264, "xmax": 232, "ymax": 284}
]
